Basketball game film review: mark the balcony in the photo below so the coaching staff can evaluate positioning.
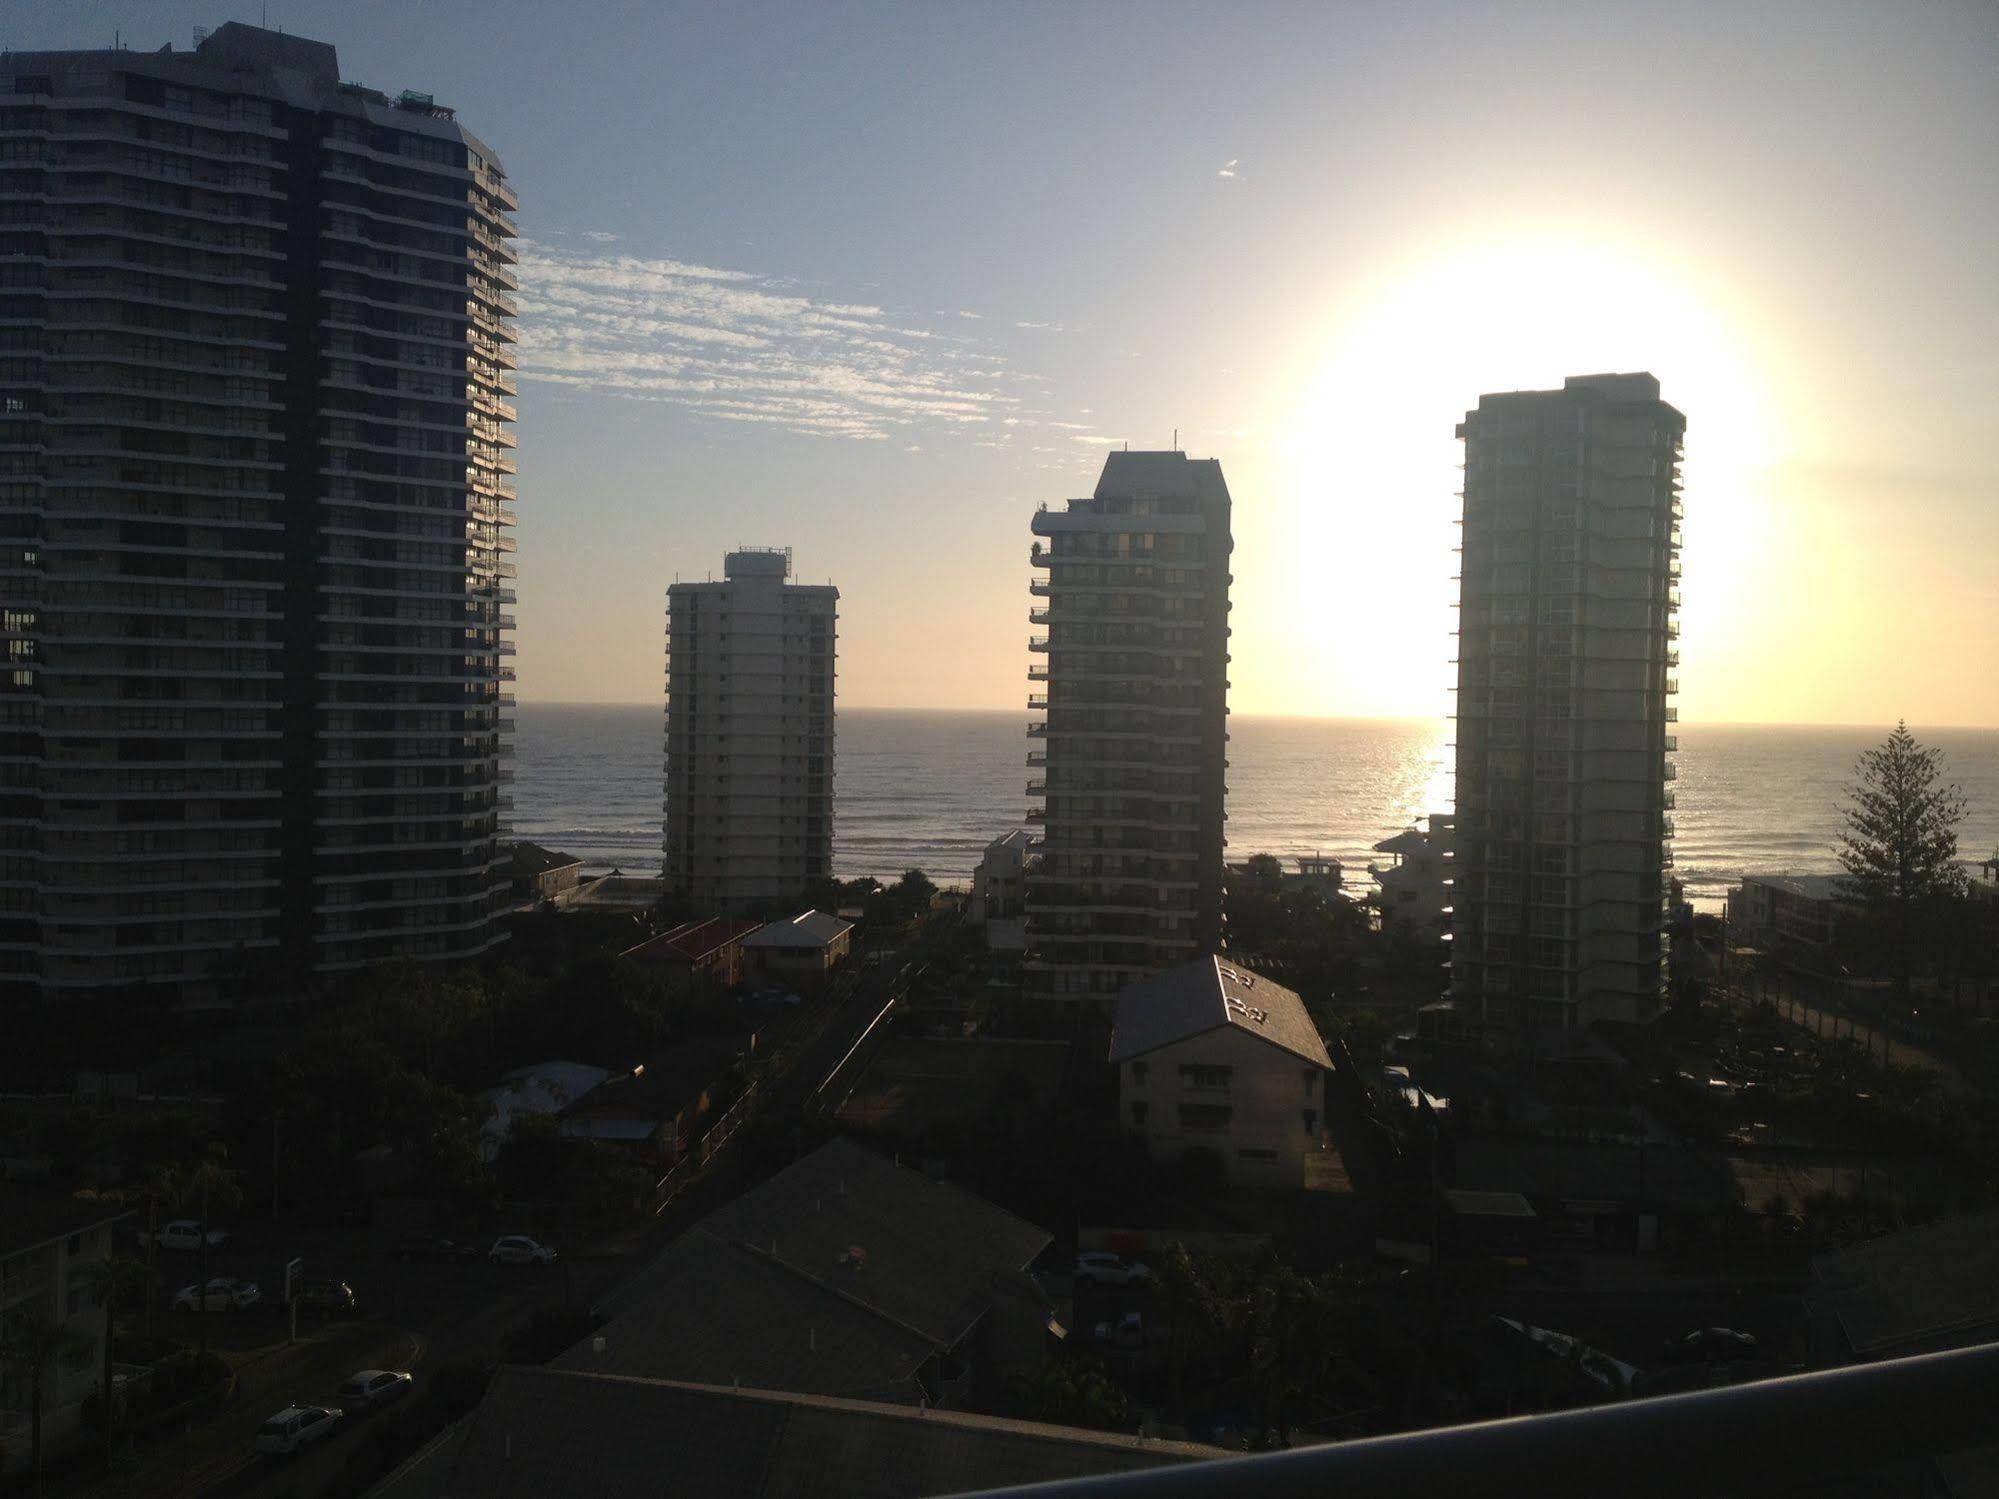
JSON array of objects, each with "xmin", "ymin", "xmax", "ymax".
[
  {"xmin": 1029, "ymin": 608, "xmax": 1050, "ymax": 624},
  {"xmin": 1029, "ymin": 635, "xmax": 1049, "ymax": 652},
  {"xmin": 1028, "ymin": 695, "xmax": 1048, "ymax": 710}
]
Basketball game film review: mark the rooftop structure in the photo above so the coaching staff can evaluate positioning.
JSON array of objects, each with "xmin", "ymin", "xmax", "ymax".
[{"xmin": 1025, "ymin": 452, "xmax": 1233, "ymax": 1005}]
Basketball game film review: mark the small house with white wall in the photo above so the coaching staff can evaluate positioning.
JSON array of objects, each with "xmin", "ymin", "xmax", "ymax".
[
  {"xmin": 1110, "ymin": 956, "xmax": 1332, "ymax": 1189},
  {"xmin": 743, "ymin": 909, "xmax": 854, "ymax": 993}
]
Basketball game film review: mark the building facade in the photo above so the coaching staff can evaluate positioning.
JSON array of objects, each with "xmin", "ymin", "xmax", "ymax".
[
  {"xmin": 1025, "ymin": 452, "xmax": 1232, "ymax": 1004},
  {"xmin": 1725, "ymin": 873, "xmax": 1851, "ymax": 955},
  {"xmin": 1451, "ymin": 374, "xmax": 1682, "ymax": 1031},
  {"xmin": 0, "ymin": 25, "xmax": 518, "ymax": 1007},
  {"xmin": 0, "ymin": 1196, "xmax": 131, "ymax": 1468},
  {"xmin": 1370, "ymin": 813, "xmax": 1454, "ymax": 938},
  {"xmin": 663, "ymin": 549, "xmax": 835, "ymax": 912},
  {"xmin": 1111, "ymin": 956, "xmax": 1331, "ymax": 1189}
]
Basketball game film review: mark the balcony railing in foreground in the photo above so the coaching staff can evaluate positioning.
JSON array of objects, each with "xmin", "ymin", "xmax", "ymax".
[{"xmin": 941, "ymin": 1340, "xmax": 1999, "ymax": 1499}]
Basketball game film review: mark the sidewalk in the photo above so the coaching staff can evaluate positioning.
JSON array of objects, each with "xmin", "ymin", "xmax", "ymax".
[{"xmin": 71, "ymin": 1320, "xmax": 416, "ymax": 1499}]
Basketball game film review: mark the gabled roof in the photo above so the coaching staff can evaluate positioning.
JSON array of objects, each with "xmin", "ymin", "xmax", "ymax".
[
  {"xmin": 444, "ymin": 1366, "xmax": 1220, "ymax": 1499},
  {"xmin": 509, "ymin": 841, "xmax": 582, "ymax": 876},
  {"xmin": 745, "ymin": 910, "xmax": 855, "ymax": 950},
  {"xmin": 622, "ymin": 917, "xmax": 762, "ymax": 966},
  {"xmin": 1373, "ymin": 827, "xmax": 1429, "ymax": 857},
  {"xmin": 1739, "ymin": 872, "xmax": 1849, "ymax": 902},
  {"xmin": 1109, "ymin": 956, "xmax": 1331, "ymax": 1069},
  {"xmin": 566, "ymin": 1137, "xmax": 1051, "ymax": 1398}
]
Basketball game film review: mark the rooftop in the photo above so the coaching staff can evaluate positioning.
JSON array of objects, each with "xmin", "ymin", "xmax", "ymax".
[
  {"xmin": 622, "ymin": 917, "xmax": 762, "ymax": 966},
  {"xmin": 1109, "ymin": 956, "xmax": 1331, "ymax": 1069},
  {"xmin": 1815, "ymin": 1208, "xmax": 1999, "ymax": 1358},
  {"xmin": 510, "ymin": 841, "xmax": 583, "ymax": 877},
  {"xmin": 745, "ymin": 910, "xmax": 855, "ymax": 950},
  {"xmin": 0, "ymin": 1190, "xmax": 132, "ymax": 1260},
  {"xmin": 565, "ymin": 1137, "xmax": 1051, "ymax": 1398},
  {"xmin": 442, "ymin": 1366, "xmax": 1218, "ymax": 1499},
  {"xmin": 1739, "ymin": 873, "xmax": 1851, "ymax": 902}
]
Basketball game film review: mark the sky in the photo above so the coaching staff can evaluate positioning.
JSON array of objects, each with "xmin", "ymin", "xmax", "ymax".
[{"xmin": 15, "ymin": 1, "xmax": 1999, "ymax": 725}]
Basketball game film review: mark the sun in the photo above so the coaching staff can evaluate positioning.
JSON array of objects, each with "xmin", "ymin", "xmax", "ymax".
[{"xmin": 1230, "ymin": 225, "xmax": 1785, "ymax": 723}]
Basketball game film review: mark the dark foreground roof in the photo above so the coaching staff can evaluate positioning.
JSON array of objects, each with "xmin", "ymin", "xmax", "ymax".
[
  {"xmin": 1815, "ymin": 1208, "xmax": 1999, "ymax": 1357},
  {"xmin": 0, "ymin": 1190, "xmax": 132, "ymax": 1259},
  {"xmin": 563, "ymin": 1136, "xmax": 1052, "ymax": 1399},
  {"xmin": 443, "ymin": 1366, "xmax": 1220, "ymax": 1499}
]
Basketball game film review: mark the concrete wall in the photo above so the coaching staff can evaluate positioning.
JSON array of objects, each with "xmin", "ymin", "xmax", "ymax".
[{"xmin": 1119, "ymin": 1027, "xmax": 1324, "ymax": 1188}]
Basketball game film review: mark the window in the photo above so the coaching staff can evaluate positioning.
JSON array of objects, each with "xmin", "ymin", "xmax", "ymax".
[
  {"xmin": 1303, "ymin": 1110, "xmax": 1318, "ymax": 1134},
  {"xmin": 1130, "ymin": 1060, "xmax": 1148, "ymax": 1085},
  {"xmin": 1302, "ymin": 1068, "xmax": 1319, "ymax": 1094},
  {"xmin": 1130, "ymin": 1101, "xmax": 1147, "ymax": 1128},
  {"xmin": 1177, "ymin": 1063, "xmax": 1232, "ymax": 1091},
  {"xmin": 1177, "ymin": 1103, "xmax": 1231, "ymax": 1132}
]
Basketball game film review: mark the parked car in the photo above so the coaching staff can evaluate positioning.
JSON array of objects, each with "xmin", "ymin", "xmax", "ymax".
[
  {"xmin": 1665, "ymin": 1327, "xmax": 1759, "ymax": 1364},
  {"xmin": 394, "ymin": 1233, "xmax": 479, "ymax": 1264},
  {"xmin": 489, "ymin": 1235, "xmax": 557, "ymax": 1266},
  {"xmin": 172, "ymin": 1277, "xmax": 260, "ymax": 1313},
  {"xmin": 336, "ymin": 1368, "xmax": 412, "ymax": 1415},
  {"xmin": 254, "ymin": 1405, "xmax": 341, "ymax": 1456},
  {"xmin": 143, "ymin": 1219, "xmax": 229, "ymax": 1252},
  {"xmin": 295, "ymin": 1278, "xmax": 358, "ymax": 1319},
  {"xmin": 1074, "ymin": 1251, "xmax": 1149, "ymax": 1287}
]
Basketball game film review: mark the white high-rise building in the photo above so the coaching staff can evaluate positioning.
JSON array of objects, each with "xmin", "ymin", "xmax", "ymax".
[
  {"xmin": 1450, "ymin": 374, "xmax": 1683, "ymax": 1032},
  {"xmin": 663, "ymin": 549, "xmax": 836, "ymax": 913}
]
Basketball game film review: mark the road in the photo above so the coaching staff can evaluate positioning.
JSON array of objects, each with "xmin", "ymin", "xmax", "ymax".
[{"xmin": 109, "ymin": 938, "xmax": 924, "ymax": 1499}]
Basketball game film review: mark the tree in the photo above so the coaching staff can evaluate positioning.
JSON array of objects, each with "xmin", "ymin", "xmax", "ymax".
[
  {"xmin": 1, "ymin": 1301, "xmax": 94, "ymax": 1498},
  {"xmin": 79, "ymin": 1254, "xmax": 152, "ymax": 1447},
  {"xmin": 1836, "ymin": 721, "xmax": 1970, "ymax": 1002},
  {"xmin": 1242, "ymin": 854, "xmax": 1286, "ymax": 897}
]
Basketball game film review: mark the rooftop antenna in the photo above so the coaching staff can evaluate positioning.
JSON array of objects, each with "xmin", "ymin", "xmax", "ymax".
[{"xmin": 1173, "ymin": 427, "xmax": 1179, "ymax": 451}]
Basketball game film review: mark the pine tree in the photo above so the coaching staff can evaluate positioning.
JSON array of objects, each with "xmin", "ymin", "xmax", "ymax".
[{"xmin": 1836, "ymin": 721, "xmax": 1969, "ymax": 1000}]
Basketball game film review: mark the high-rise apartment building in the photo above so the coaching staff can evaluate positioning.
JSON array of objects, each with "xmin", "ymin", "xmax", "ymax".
[
  {"xmin": 1025, "ymin": 451, "xmax": 1232, "ymax": 1003},
  {"xmin": 1450, "ymin": 373, "xmax": 1683, "ymax": 1032},
  {"xmin": 663, "ymin": 549, "xmax": 836, "ymax": 913},
  {"xmin": 0, "ymin": 26, "xmax": 518, "ymax": 1006}
]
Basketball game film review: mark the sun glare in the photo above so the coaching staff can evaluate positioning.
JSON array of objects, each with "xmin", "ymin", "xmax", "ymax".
[{"xmin": 1236, "ymin": 227, "xmax": 1785, "ymax": 722}]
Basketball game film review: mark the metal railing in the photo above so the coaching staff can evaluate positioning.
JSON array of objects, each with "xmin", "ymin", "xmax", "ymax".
[{"xmin": 940, "ymin": 1341, "xmax": 1999, "ymax": 1499}]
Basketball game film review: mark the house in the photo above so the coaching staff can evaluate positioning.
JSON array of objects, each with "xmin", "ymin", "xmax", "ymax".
[
  {"xmin": 1111, "ymin": 956, "xmax": 1333, "ymax": 1188},
  {"xmin": 1369, "ymin": 814, "xmax": 1453, "ymax": 938},
  {"xmin": 968, "ymin": 830, "xmax": 1032, "ymax": 926},
  {"xmin": 559, "ymin": 1136, "xmax": 1051, "ymax": 1406},
  {"xmin": 743, "ymin": 910, "xmax": 854, "ymax": 993},
  {"xmin": 478, "ymin": 1061, "xmax": 611, "ymax": 1160},
  {"xmin": 1725, "ymin": 874, "xmax": 1854, "ymax": 955},
  {"xmin": 0, "ymin": 1193, "xmax": 132, "ymax": 1473},
  {"xmin": 508, "ymin": 842, "xmax": 585, "ymax": 905},
  {"xmin": 421, "ymin": 1366, "xmax": 1222, "ymax": 1499},
  {"xmin": 558, "ymin": 1037, "xmax": 746, "ymax": 1166},
  {"xmin": 620, "ymin": 917, "xmax": 762, "ymax": 1000}
]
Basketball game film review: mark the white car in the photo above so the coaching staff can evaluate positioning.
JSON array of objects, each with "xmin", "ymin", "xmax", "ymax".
[
  {"xmin": 1074, "ymin": 1251, "xmax": 1149, "ymax": 1287},
  {"xmin": 147, "ymin": 1219, "xmax": 229, "ymax": 1252},
  {"xmin": 337, "ymin": 1368, "xmax": 413, "ymax": 1415},
  {"xmin": 1094, "ymin": 1311, "xmax": 1147, "ymax": 1349},
  {"xmin": 254, "ymin": 1404, "xmax": 341, "ymax": 1456},
  {"xmin": 489, "ymin": 1234, "xmax": 557, "ymax": 1266},
  {"xmin": 172, "ymin": 1277, "xmax": 260, "ymax": 1313}
]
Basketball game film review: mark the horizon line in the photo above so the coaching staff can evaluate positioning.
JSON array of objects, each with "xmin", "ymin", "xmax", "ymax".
[{"xmin": 511, "ymin": 701, "xmax": 1999, "ymax": 732}]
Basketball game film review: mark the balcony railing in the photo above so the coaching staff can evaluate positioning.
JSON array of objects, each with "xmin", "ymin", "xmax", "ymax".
[{"xmin": 939, "ymin": 1341, "xmax": 1999, "ymax": 1499}]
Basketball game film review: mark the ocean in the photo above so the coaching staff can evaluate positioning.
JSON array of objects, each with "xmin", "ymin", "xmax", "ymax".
[{"xmin": 509, "ymin": 705, "xmax": 1999, "ymax": 912}]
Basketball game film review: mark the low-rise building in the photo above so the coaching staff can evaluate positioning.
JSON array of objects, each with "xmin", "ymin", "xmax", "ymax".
[
  {"xmin": 1111, "ymin": 956, "xmax": 1332, "ymax": 1188},
  {"xmin": 558, "ymin": 1038, "xmax": 747, "ymax": 1166},
  {"xmin": 969, "ymin": 830, "xmax": 1032, "ymax": 926},
  {"xmin": 1369, "ymin": 814, "xmax": 1453, "ymax": 938},
  {"xmin": 1726, "ymin": 874, "xmax": 1854, "ymax": 955},
  {"xmin": 743, "ymin": 910, "xmax": 854, "ymax": 992},
  {"xmin": 620, "ymin": 918, "xmax": 762, "ymax": 1000},
  {"xmin": 509, "ymin": 842, "xmax": 586, "ymax": 906},
  {"xmin": 1, "ymin": 1194, "xmax": 132, "ymax": 1472}
]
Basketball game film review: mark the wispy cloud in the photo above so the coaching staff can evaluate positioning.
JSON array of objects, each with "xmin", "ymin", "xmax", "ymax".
[
  {"xmin": 1015, "ymin": 319, "xmax": 1067, "ymax": 332},
  {"xmin": 1218, "ymin": 158, "xmax": 1239, "ymax": 179},
  {"xmin": 515, "ymin": 244, "xmax": 1025, "ymax": 441},
  {"xmin": 580, "ymin": 228, "xmax": 620, "ymax": 242}
]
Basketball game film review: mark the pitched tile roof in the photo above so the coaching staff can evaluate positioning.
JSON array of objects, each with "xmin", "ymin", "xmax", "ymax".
[{"xmin": 1109, "ymin": 956, "xmax": 1331, "ymax": 1069}]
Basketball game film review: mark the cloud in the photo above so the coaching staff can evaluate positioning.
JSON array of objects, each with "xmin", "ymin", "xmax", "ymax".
[
  {"xmin": 1015, "ymin": 319, "xmax": 1067, "ymax": 332},
  {"xmin": 580, "ymin": 229, "xmax": 620, "ymax": 242},
  {"xmin": 514, "ymin": 244, "xmax": 1027, "ymax": 441},
  {"xmin": 1218, "ymin": 158, "xmax": 1239, "ymax": 178},
  {"xmin": 955, "ymin": 310, "xmax": 984, "ymax": 320}
]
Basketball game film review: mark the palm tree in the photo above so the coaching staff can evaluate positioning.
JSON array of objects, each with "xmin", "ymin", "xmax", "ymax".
[
  {"xmin": 78, "ymin": 1255, "xmax": 152, "ymax": 1449},
  {"xmin": 184, "ymin": 1147, "xmax": 242, "ymax": 1356},
  {"xmin": 1, "ymin": 1301, "xmax": 94, "ymax": 1499}
]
